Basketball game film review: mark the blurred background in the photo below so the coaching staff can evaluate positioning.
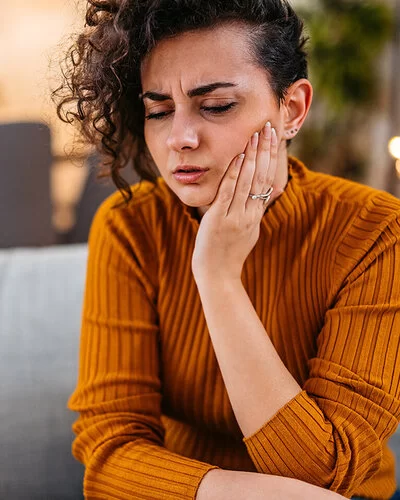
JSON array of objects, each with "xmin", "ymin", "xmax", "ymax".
[{"xmin": 0, "ymin": 0, "xmax": 400, "ymax": 248}]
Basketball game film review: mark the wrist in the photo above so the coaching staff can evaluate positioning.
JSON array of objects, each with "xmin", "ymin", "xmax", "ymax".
[
  {"xmin": 196, "ymin": 469, "xmax": 226, "ymax": 500},
  {"xmin": 193, "ymin": 271, "xmax": 242, "ymax": 293},
  {"xmin": 192, "ymin": 256, "xmax": 244, "ymax": 286}
]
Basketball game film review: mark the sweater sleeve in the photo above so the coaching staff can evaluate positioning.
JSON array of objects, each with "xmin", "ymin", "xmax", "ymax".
[
  {"xmin": 242, "ymin": 213, "xmax": 400, "ymax": 497},
  {"xmin": 68, "ymin": 198, "xmax": 219, "ymax": 500}
]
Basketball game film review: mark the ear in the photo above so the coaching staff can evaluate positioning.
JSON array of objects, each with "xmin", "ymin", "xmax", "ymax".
[{"xmin": 282, "ymin": 79, "xmax": 313, "ymax": 140}]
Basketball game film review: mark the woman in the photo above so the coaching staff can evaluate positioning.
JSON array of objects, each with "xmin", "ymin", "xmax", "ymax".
[{"xmin": 56, "ymin": 0, "xmax": 400, "ymax": 498}]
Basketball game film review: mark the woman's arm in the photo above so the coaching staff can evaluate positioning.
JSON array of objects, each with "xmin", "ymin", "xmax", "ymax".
[
  {"xmin": 192, "ymin": 128, "xmax": 400, "ymax": 497},
  {"xmin": 69, "ymin": 193, "xmax": 219, "ymax": 499},
  {"xmin": 196, "ymin": 469, "xmax": 345, "ymax": 500},
  {"xmin": 194, "ymin": 208, "xmax": 400, "ymax": 496},
  {"xmin": 192, "ymin": 127, "xmax": 300, "ymax": 438},
  {"xmin": 194, "ymin": 275, "xmax": 301, "ymax": 438}
]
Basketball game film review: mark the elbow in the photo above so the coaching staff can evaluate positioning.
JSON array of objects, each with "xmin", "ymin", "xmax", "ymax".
[
  {"xmin": 289, "ymin": 430, "xmax": 383, "ymax": 496},
  {"xmin": 248, "ymin": 430, "xmax": 383, "ymax": 497},
  {"xmin": 326, "ymin": 436, "xmax": 383, "ymax": 497}
]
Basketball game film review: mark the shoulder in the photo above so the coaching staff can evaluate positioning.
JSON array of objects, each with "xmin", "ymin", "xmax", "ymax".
[
  {"xmin": 290, "ymin": 156, "xmax": 400, "ymax": 231},
  {"xmin": 289, "ymin": 157, "xmax": 400, "ymax": 279},
  {"xmin": 89, "ymin": 177, "xmax": 180, "ymax": 242},
  {"xmin": 88, "ymin": 177, "xmax": 178, "ymax": 263},
  {"xmin": 87, "ymin": 178, "xmax": 178, "ymax": 292},
  {"xmin": 93, "ymin": 177, "xmax": 173, "ymax": 224}
]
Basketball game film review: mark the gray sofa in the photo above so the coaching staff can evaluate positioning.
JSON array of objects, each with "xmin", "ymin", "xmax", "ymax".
[
  {"xmin": 0, "ymin": 244, "xmax": 87, "ymax": 499},
  {"xmin": 0, "ymin": 244, "xmax": 399, "ymax": 499}
]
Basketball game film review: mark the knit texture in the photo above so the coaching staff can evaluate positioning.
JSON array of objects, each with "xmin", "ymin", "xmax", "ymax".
[{"xmin": 69, "ymin": 157, "xmax": 400, "ymax": 499}]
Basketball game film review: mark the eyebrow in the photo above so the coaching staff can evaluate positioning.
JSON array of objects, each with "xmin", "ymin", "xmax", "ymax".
[{"xmin": 140, "ymin": 82, "xmax": 238, "ymax": 101}]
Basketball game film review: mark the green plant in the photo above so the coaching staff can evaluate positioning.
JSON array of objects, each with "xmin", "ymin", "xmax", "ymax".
[{"xmin": 294, "ymin": 0, "xmax": 394, "ymax": 180}]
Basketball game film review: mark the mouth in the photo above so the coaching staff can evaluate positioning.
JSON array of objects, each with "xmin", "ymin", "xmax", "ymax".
[
  {"xmin": 172, "ymin": 165, "xmax": 209, "ymax": 174},
  {"xmin": 172, "ymin": 166, "xmax": 210, "ymax": 185}
]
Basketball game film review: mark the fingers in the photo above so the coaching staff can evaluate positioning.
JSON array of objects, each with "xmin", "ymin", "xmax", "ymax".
[
  {"xmin": 247, "ymin": 122, "xmax": 278, "ymax": 210},
  {"xmin": 213, "ymin": 153, "xmax": 245, "ymax": 215},
  {"xmin": 227, "ymin": 131, "xmax": 259, "ymax": 213},
  {"xmin": 213, "ymin": 122, "xmax": 279, "ymax": 216},
  {"xmin": 252, "ymin": 122, "xmax": 272, "ymax": 193}
]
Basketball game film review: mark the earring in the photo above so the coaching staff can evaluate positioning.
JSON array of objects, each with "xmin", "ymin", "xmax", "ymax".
[{"xmin": 286, "ymin": 128, "xmax": 298, "ymax": 138}]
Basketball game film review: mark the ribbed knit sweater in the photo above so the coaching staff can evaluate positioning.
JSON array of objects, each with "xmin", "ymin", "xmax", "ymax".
[{"xmin": 69, "ymin": 157, "xmax": 400, "ymax": 499}]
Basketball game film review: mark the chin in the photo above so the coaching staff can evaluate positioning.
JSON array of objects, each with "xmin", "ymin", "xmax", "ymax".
[{"xmin": 176, "ymin": 188, "xmax": 216, "ymax": 209}]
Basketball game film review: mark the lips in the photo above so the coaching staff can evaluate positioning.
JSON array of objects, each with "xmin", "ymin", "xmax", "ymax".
[
  {"xmin": 172, "ymin": 166, "xmax": 209, "ymax": 184},
  {"xmin": 173, "ymin": 165, "xmax": 209, "ymax": 174}
]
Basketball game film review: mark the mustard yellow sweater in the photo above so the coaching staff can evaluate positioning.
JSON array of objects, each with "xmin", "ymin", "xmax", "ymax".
[{"xmin": 69, "ymin": 157, "xmax": 400, "ymax": 499}]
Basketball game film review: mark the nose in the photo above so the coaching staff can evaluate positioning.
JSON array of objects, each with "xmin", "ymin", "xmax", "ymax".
[{"xmin": 166, "ymin": 111, "xmax": 200, "ymax": 151}]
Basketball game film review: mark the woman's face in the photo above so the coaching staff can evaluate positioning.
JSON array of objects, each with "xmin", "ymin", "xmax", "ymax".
[{"xmin": 141, "ymin": 23, "xmax": 287, "ymax": 210}]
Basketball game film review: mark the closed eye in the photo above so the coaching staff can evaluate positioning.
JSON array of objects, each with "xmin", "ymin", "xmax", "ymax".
[
  {"xmin": 203, "ymin": 103, "xmax": 237, "ymax": 114},
  {"xmin": 145, "ymin": 102, "xmax": 238, "ymax": 120}
]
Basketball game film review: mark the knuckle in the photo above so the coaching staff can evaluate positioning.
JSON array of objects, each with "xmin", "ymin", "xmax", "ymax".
[
  {"xmin": 265, "ymin": 176, "xmax": 273, "ymax": 186},
  {"xmin": 233, "ymin": 220, "xmax": 242, "ymax": 232},
  {"xmin": 247, "ymin": 149, "xmax": 257, "ymax": 160},
  {"xmin": 228, "ymin": 171, "xmax": 239, "ymax": 182},
  {"xmin": 219, "ymin": 191, "xmax": 232, "ymax": 204},
  {"xmin": 226, "ymin": 216, "xmax": 240, "ymax": 232},
  {"xmin": 260, "ymin": 140, "xmax": 271, "ymax": 152},
  {"xmin": 256, "ymin": 173, "xmax": 266, "ymax": 186}
]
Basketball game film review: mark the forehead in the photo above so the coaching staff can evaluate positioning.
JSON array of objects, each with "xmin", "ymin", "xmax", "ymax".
[{"xmin": 140, "ymin": 23, "xmax": 258, "ymax": 90}]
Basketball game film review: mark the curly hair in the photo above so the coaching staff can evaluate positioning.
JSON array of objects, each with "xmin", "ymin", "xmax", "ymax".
[{"xmin": 54, "ymin": 0, "xmax": 308, "ymax": 203}]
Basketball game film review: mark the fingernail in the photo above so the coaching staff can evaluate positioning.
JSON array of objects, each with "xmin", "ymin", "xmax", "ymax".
[
  {"xmin": 271, "ymin": 128, "xmax": 278, "ymax": 145},
  {"xmin": 236, "ymin": 153, "xmax": 245, "ymax": 166},
  {"xmin": 262, "ymin": 122, "xmax": 271, "ymax": 138},
  {"xmin": 251, "ymin": 132, "xmax": 259, "ymax": 148}
]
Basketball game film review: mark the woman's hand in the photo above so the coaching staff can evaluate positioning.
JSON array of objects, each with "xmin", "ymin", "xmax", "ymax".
[{"xmin": 192, "ymin": 122, "xmax": 281, "ymax": 284}]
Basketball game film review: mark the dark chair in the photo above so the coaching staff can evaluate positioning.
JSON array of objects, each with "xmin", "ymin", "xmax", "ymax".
[
  {"xmin": 66, "ymin": 155, "xmax": 139, "ymax": 244},
  {"xmin": 0, "ymin": 122, "xmax": 55, "ymax": 248}
]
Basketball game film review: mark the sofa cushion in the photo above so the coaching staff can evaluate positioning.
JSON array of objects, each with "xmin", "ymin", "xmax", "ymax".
[{"xmin": 0, "ymin": 244, "xmax": 87, "ymax": 499}]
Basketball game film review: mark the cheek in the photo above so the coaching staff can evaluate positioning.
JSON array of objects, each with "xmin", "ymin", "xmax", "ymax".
[
  {"xmin": 144, "ymin": 127, "xmax": 156, "ymax": 152},
  {"xmin": 223, "ymin": 128, "xmax": 252, "ymax": 157},
  {"xmin": 144, "ymin": 129, "xmax": 165, "ymax": 164},
  {"xmin": 217, "ymin": 122, "xmax": 249, "ymax": 149},
  {"xmin": 208, "ymin": 134, "xmax": 243, "ymax": 175}
]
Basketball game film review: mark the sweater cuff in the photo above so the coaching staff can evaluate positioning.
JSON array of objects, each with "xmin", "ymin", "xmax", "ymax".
[
  {"xmin": 84, "ymin": 439, "xmax": 221, "ymax": 499},
  {"xmin": 242, "ymin": 390, "xmax": 331, "ymax": 481}
]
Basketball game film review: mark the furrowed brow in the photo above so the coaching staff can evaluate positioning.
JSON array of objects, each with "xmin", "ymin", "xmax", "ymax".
[
  {"xmin": 187, "ymin": 82, "xmax": 238, "ymax": 98},
  {"xmin": 140, "ymin": 91, "xmax": 170, "ymax": 102},
  {"xmin": 140, "ymin": 82, "xmax": 238, "ymax": 101}
]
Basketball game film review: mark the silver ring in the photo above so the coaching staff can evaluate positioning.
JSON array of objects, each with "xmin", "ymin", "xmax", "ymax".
[{"xmin": 248, "ymin": 186, "xmax": 274, "ymax": 201}]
